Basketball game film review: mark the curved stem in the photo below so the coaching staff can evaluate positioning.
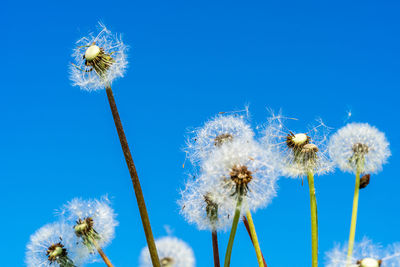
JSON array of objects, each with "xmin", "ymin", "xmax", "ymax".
[
  {"xmin": 105, "ymin": 85, "xmax": 160, "ymax": 267},
  {"xmin": 93, "ymin": 239, "xmax": 114, "ymax": 267},
  {"xmin": 307, "ymin": 171, "xmax": 318, "ymax": 267},
  {"xmin": 245, "ymin": 210, "xmax": 265, "ymax": 267},
  {"xmin": 243, "ymin": 216, "xmax": 267, "ymax": 267},
  {"xmin": 212, "ymin": 230, "xmax": 221, "ymax": 267},
  {"xmin": 346, "ymin": 170, "xmax": 361, "ymax": 266},
  {"xmin": 224, "ymin": 196, "xmax": 243, "ymax": 267}
]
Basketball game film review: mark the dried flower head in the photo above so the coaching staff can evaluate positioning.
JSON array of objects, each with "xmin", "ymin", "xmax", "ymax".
[
  {"xmin": 325, "ymin": 237, "xmax": 400, "ymax": 267},
  {"xmin": 185, "ymin": 113, "xmax": 254, "ymax": 165},
  {"xmin": 201, "ymin": 138, "xmax": 278, "ymax": 214},
  {"xmin": 26, "ymin": 222, "xmax": 80, "ymax": 267},
  {"xmin": 70, "ymin": 23, "xmax": 128, "ymax": 91},
  {"xmin": 60, "ymin": 196, "xmax": 118, "ymax": 252},
  {"xmin": 329, "ymin": 123, "xmax": 390, "ymax": 174},
  {"xmin": 178, "ymin": 178, "xmax": 234, "ymax": 231},
  {"xmin": 139, "ymin": 236, "xmax": 195, "ymax": 267},
  {"xmin": 263, "ymin": 112, "xmax": 333, "ymax": 177}
]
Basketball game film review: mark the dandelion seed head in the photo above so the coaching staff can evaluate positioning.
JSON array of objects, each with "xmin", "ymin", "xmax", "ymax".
[
  {"xmin": 60, "ymin": 196, "xmax": 118, "ymax": 250},
  {"xmin": 328, "ymin": 123, "xmax": 390, "ymax": 174},
  {"xmin": 139, "ymin": 237, "xmax": 195, "ymax": 267},
  {"xmin": 26, "ymin": 222, "xmax": 82, "ymax": 267},
  {"xmin": 201, "ymin": 138, "xmax": 278, "ymax": 214},
  {"xmin": 70, "ymin": 23, "xmax": 128, "ymax": 91},
  {"xmin": 185, "ymin": 114, "xmax": 254, "ymax": 166},
  {"xmin": 325, "ymin": 237, "xmax": 400, "ymax": 267},
  {"xmin": 263, "ymin": 111, "xmax": 333, "ymax": 178},
  {"xmin": 178, "ymin": 178, "xmax": 234, "ymax": 231}
]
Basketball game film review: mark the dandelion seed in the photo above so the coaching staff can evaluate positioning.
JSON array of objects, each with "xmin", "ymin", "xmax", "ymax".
[
  {"xmin": 328, "ymin": 123, "xmax": 390, "ymax": 174},
  {"xmin": 70, "ymin": 23, "xmax": 128, "ymax": 91},
  {"xmin": 139, "ymin": 237, "xmax": 195, "ymax": 267},
  {"xmin": 26, "ymin": 222, "xmax": 80, "ymax": 267},
  {"xmin": 325, "ymin": 237, "xmax": 400, "ymax": 267}
]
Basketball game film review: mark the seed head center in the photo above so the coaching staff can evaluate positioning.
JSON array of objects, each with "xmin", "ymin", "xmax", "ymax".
[
  {"xmin": 353, "ymin": 143, "xmax": 369, "ymax": 155},
  {"xmin": 46, "ymin": 243, "xmax": 66, "ymax": 262},
  {"xmin": 230, "ymin": 165, "xmax": 252, "ymax": 185},
  {"xmin": 74, "ymin": 217, "xmax": 94, "ymax": 237},
  {"xmin": 357, "ymin": 257, "xmax": 382, "ymax": 267},
  {"xmin": 85, "ymin": 45, "xmax": 101, "ymax": 61},
  {"xmin": 160, "ymin": 257, "xmax": 175, "ymax": 267},
  {"xmin": 286, "ymin": 132, "xmax": 310, "ymax": 150},
  {"xmin": 214, "ymin": 133, "xmax": 233, "ymax": 147}
]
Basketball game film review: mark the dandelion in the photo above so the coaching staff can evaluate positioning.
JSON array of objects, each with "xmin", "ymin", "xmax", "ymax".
[
  {"xmin": 70, "ymin": 23, "xmax": 127, "ymax": 91},
  {"xmin": 201, "ymin": 138, "xmax": 278, "ymax": 267},
  {"xmin": 325, "ymin": 237, "xmax": 400, "ymax": 267},
  {"xmin": 139, "ymin": 237, "xmax": 195, "ymax": 267},
  {"xmin": 262, "ymin": 112, "xmax": 332, "ymax": 267},
  {"xmin": 328, "ymin": 123, "xmax": 390, "ymax": 265},
  {"xmin": 60, "ymin": 197, "xmax": 117, "ymax": 267},
  {"xmin": 26, "ymin": 222, "xmax": 79, "ymax": 267},
  {"xmin": 70, "ymin": 23, "xmax": 160, "ymax": 266},
  {"xmin": 185, "ymin": 113, "xmax": 254, "ymax": 166},
  {"xmin": 178, "ymin": 179, "xmax": 234, "ymax": 267}
]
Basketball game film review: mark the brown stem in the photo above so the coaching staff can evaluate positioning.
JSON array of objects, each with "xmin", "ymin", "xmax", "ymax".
[
  {"xmin": 93, "ymin": 240, "xmax": 114, "ymax": 267},
  {"xmin": 243, "ymin": 216, "xmax": 267, "ymax": 267},
  {"xmin": 212, "ymin": 230, "xmax": 221, "ymax": 267},
  {"xmin": 105, "ymin": 86, "xmax": 160, "ymax": 267}
]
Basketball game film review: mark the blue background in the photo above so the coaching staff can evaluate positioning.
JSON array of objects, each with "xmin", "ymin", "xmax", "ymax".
[{"xmin": 2, "ymin": 0, "xmax": 399, "ymax": 266}]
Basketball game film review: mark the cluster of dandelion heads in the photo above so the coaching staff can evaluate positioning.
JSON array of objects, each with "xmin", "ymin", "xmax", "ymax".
[
  {"xmin": 26, "ymin": 222, "xmax": 82, "ymax": 267},
  {"xmin": 139, "ymin": 236, "xmax": 195, "ymax": 267},
  {"xmin": 178, "ymin": 178, "xmax": 234, "ymax": 231},
  {"xmin": 329, "ymin": 123, "xmax": 390, "ymax": 174},
  {"xmin": 325, "ymin": 237, "xmax": 400, "ymax": 267},
  {"xmin": 185, "ymin": 113, "xmax": 254, "ymax": 166},
  {"xmin": 70, "ymin": 23, "xmax": 128, "ymax": 91},
  {"xmin": 201, "ymin": 138, "xmax": 279, "ymax": 214},
  {"xmin": 60, "ymin": 196, "xmax": 118, "ymax": 251},
  {"xmin": 263, "ymin": 112, "xmax": 333, "ymax": 177}
]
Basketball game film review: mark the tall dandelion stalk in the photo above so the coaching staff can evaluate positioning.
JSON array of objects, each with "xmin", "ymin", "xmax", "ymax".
[
  {"xmin": 224, "ymin": 194, "xmax": 243, "ymax": 267},
  {"xmin": 307, "ymin": 171, "xmax": 318, "ymax": 267},
  {"xmin": 243, "ymin": 216, "xmax": 267, "ymax": 267},
  {"xmin": 70, "ymin": 24, "xmax": 160, "ymax": 267},
  {"xmin": 328, "ymin": 123, "xmax": 390, "ymax": 265},
  {"xmin": 245, "ymin": 210, "xmax": 266, "ymax": 267}
]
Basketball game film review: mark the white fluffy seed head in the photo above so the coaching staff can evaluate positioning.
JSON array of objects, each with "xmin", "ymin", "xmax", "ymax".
[
  {"xmin": 178, "ymin": 178, "xmax": 234, "ymax": 231},
  {"xmin": 70, "ymin": 23, "xmax": 128, "ymax": 91},
  {"xmin": 329, "ymin": 123, "xmax": 390, "ymax": 174},
  {"xmin": 324, "ymin": 237, "xmax": 400, "ymax": 267},
  {"xmin": 84, "ymin": 45, "xmax": 101, "ymax": 61},
  {"xmin": 139, "ymin": 237, "xmax": 195, "ymax": 267},
  {"xmin": 200, "ymin": 138, "xmax": 279, "ymax": 214},
  {"xmin": 25, "ymin": 222, "xmax": 84, "ymax": 267},
  {"xmin": 185, "ymin": 114, "xmax": 254, "ymax": 166},
  {"xmin": 262, "ymin": 112, "xmax": 333, "ymax": 178},
  {"xmin": 59, "ymin": 196, "xmax": 118, "ymax": 251}
]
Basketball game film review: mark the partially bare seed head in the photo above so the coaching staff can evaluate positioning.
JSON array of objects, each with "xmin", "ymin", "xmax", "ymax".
[{"xmin": 214, "ymin": 133, "xmax": 233, "ymax": 147}]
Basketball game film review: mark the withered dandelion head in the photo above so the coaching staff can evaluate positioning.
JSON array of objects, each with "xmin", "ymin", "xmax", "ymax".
[
  {"xmin": 329, "ymin": 123, "xmax": 390, "ymax": 174},
  {"xmin": 139, "ymin": 237, "xmax": 195, "ymax": 267},
  {"xmin": 70, "ymin": 23, "xmax": 128, "ymax": 91},
  {"xmin": 26, "ymin": 222, "xmax": 80, "ymax": 267}
]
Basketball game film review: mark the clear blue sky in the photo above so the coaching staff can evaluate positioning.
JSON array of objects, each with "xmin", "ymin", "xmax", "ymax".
[{"xmin": 2, "ymin": 0, "xmax": 399, "ymax": 266}]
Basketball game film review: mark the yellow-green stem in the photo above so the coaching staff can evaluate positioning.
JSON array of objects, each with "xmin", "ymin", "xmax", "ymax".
[
  {"xmin": 224, "ymin": 196, "xmax": 243, "ymax": 267},
  {"xmin": 346, "ymin": 170, "xmax": 361, "ymax": 266},
  {"xmin": 245, "ymin": 209, "xmax": 265, "ymax": 267},
  {"xmin": 307, "ymin": 171, "xmax": 318, "ymax": 267}
]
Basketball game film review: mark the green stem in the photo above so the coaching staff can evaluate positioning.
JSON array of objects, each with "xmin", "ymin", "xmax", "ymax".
[
  {"xmin": 105, "ymin": 85, "xmax": 160, "ymax": 267},
  {"xmin": 346, "ymin": 170, "xmax": 361, "ymax": 266},
  {"xmin": 307, "ymin": 171, "xmax": 318, "ymax": 267},
  {"xmin": 224, "ymin": 196, "xmax": 243, "ymax": 267},
  {"xmin": 245, "ymin": 209, "xmax": 265, "ymax": 267}
]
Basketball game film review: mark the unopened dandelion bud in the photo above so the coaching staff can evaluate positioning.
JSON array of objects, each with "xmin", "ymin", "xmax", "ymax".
[{"xmin": 356, "ymin": 258, "xmax": 382, "ymax": 267}]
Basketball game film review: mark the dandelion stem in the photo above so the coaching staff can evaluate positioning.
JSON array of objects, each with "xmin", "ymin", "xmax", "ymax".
[
  {"xmin": 212, "ymin": 230, "xmax": 221, "ymax": 267},
  {"xmin": 243, "ymin": 216, "xmax": 267, "ymax": 267},
  {"xmin": 346, "ymin": 170, "xmax": 361, "ymax": 266},
  {"xmin": 245, "ymin": 210, "xmax": 266, "ymax": 267},
  {"xmin": 224, "ymin": 196, "xmax": 243, "ymax": 267},
  {"xmin": 93, "ymin": 239, "xmax": 114, "ymax": 267},
  {"xmin": 307, "ymin": 171, "xmax": 318, "ymax": 267},
  {"xmin": 105, "ymin": 85, "xmax": 160, "ymax": 267}
]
